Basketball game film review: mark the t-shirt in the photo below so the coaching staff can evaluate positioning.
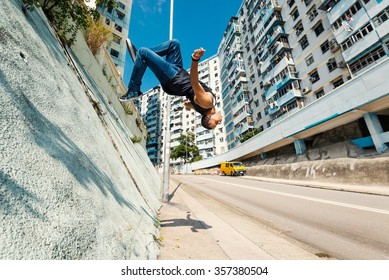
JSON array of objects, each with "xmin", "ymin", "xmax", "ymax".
[{"xmin": 162, "ymin": 69, "xmax": 216, "ymax": 116}]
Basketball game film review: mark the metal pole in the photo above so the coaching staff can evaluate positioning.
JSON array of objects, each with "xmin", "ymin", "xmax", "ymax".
[{"xmin": 161, "ymin": 0, "xmax": 174, "ymax": 203}]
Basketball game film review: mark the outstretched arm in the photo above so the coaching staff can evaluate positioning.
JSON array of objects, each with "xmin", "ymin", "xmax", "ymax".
[{"xmin": 190, "ymin": 48, "xmax": 213, "ymax": 108}]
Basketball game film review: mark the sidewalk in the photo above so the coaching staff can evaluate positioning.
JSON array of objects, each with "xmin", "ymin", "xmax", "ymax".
[{"xmin": 158, "ymin": 177, "xmax": 323, "ymax": 260}]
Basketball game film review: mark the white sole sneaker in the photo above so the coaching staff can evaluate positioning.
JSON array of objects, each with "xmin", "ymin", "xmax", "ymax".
[{"xmin": 126, "ymin": 38, "xmax": 137, "ymax": 63}]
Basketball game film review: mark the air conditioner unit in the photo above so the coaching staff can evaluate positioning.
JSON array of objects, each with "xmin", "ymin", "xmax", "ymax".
[
  {"xmin": 302, "ymin": 87, "xmax": 311, "ymax": 94},
  {"xmin": 330, "ymin": 40, "xmax": 340, "ymax": 52},
  {"xmin": 337, "ymin": 61, "xmax": 346, "ymax": 68}
]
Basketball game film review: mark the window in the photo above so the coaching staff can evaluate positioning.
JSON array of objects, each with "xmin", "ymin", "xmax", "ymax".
[
  {"xmin": 373, "ymin": 6, "xmax": 389, "ymax": 27},
  {"xmin": 105, "ymin": 18, "xmax": 111, "ymax": 26},
  {"xmin": 314, "ymin": 22, "xmax": 324, "ymax": 36},
  {"xmin": 295, "ymin": 21, "xmax": 304, "ymax": 36},
  {"xmin": 116, "ymin": 10, "xmax": 125, "ymax": 21},
  {"xmin": 327, "ymin": 58, "xmax": 337, "ymax": 72},
  {"xmin": 304, "ymin": 0, "xmax": 313, "ymax": 6},
  {"xmin": 287, "ymin": 0, "xmax": 295, "ymax": 7},
  {"xmin": 315, "ymin": 89, "xmax": 325, "ymax": 99},
  {"xmin": 118, "ymin": 2, "xmax": 126, "ymax": 9},
  {"xmin": 341, "ymin": 23, "xmax": 375, "ymax": 51},
  {"xmin": 113, "ymin": 34, "xmax": 121, "ymax": 45},
  {"xmin": 320, "ymin": 40, "xmax": 330, "ymax": 54},
  {"xmin": 292, "ymin": 8, "xmax": 300, "ymax": 21},
  {"xmin": 308, "ymin": 6, "xmax": 318, "ymax": 22},
  {"xmin": 305, "ymin": 54, "xmax": 314, "ymax": 66},
  {"xmin": 332, "ymin": 2, "xmax": 362, "ymax": 31},
  {"xmin": 115, "ymin": 23, "xmax": 123, "ymax": 33},
  {"xmin": 332, "ymin": 78, "xmax": 344, "ymax": 89},
  {"xmin": 299, "ymin": 35, "xmax": 309, "ymax": 50},
  {"xmin": 349, "ymin": 46, "xmax": 386, "ymax": 74},
  {"xmin": 110, "ymin": 49, "xmax": 119, "ymax": 58},
  {"xmin": 309, "ymin": 70, "xmax": 320, "ymax": 83}
]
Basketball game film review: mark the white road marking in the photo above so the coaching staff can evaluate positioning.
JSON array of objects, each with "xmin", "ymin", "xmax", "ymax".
[{"xmin": 200, "ymin": 177, "xmax": 389, "ymax": 216}]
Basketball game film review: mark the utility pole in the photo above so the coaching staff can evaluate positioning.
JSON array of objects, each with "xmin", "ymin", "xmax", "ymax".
[{"xmin": 161, "ymin": 0, "xmax": 174, "ymax": 203}]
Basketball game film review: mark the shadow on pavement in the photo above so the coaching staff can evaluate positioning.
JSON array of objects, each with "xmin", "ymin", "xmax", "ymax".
[
  {"xmin": 160, "ymin": 212, "xmax": 212, "ymax": 233},
  {"xmin": 168, "ymin": 183, "xmax": 181, "ymax": 202}
]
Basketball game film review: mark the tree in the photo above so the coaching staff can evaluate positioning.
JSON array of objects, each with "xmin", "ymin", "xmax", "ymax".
[
  {"xmin": 240, "ymin": 128, "xmax": 262, "ymax": 143},
  {"xmin": 170, "ymin": 133, "xmax": 202, "ymax": 163},
  {"xmin": 22, "ymin": 0, "xmax": 117, "ymax": 45}
]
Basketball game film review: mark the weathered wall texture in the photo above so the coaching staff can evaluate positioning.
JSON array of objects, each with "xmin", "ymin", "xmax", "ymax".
[
  {"xmin": 0, "ymin": 0, "xmax": 161, "ymax": 259},
  {"xmin": 245, "ymin": 140, "xmax": 389, "ymax": 186}
]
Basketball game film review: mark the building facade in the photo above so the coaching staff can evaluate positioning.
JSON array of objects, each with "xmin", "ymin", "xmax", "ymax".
[
  {"xmin": 135, "ymin": 0, "xmax": 389, "ymax": 169},
  {"xmin": 189, "ymin": 0, "xmax": 389, "ymax": 171},
  {"xmin": 219, "ymin": 16, "xmax": 254, "ymax": 150},
  {"xmin": 97, "ymin": 0, "xmax": 133, "ymax": 76},
  {"xmin": 233, "ymin": 0, "xmax": 388, "ymax": 148}
]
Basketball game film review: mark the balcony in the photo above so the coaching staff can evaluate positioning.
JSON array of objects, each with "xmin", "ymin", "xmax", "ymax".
[
  {"xmin": 277, "ymin": 88, "xmax": 302, "ymax": 107},
  {"xmin": 342, "ymin": 32, "xmax": 380, "ymax": 62},
  {"xmin": 234, "ymin": 110, "xmax": 249, "ymax": 125},
  {"xmin": 265, "ymin": 82, "xmax": 278, "ymax": 100},
  {"xmin": 263, "ymin": 56, "xmax": 293, "ymax": 84},
  {"xmin": 333, "ymin": 9, "xmax": 370, "ymax": 43},
  {"xmin": 148, "ymin": 119, "xmax": 158, "ymax": 127},
  {"xmin": 270, "ymin": 106, "xmax": 300, "ymax": 125},
  {"xmin": 276, "ymin": 73, "xmax": 298, "ymax": 91},
  {"xmin": 232, "ymin": 97, "xmax": 249, "ymax": 116},
  {"xmin": 198, "ymin": 142, "xmax": 214, "ymax": 151},
  {"xmin": 197, "ymin": 132, "xmax": 213, "ymax": 142}
]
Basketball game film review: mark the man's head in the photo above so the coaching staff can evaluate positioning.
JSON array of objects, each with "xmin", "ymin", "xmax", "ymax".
[{"xmin": 201, "ymin": 112, "xmax": 223, "ymax": 129}]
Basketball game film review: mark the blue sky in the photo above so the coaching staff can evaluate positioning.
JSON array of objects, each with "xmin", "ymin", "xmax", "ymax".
[{"xmin": 123, "ymin": 0, "xmax": 243, "ymax": 91}]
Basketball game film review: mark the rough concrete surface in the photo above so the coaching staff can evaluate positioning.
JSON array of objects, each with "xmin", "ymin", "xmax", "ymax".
[
  {"xmin": 0, "ymin": 0, "xmax": 161, "ymax": 259},
  {"xmin": 246, "ymin": 157, "xmax": 389, "ymax": 186},
  {"xmin": 245, "ymin": 142, "xmax": 389, "ymax": 187}
]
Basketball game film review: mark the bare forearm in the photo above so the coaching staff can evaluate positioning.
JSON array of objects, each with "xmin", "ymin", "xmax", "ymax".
[
  {"xmin": 190, "ymin": 61, "xmax": 201, "ymax": 90},
  {"xmin": 190, "ymin": 47, "xmax": 206, "ymax": 92}
]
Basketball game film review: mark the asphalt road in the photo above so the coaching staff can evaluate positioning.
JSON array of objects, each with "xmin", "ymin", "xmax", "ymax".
[{"xmin": 173, "ymin": 175, "xmax": 389, "ymax": 260}]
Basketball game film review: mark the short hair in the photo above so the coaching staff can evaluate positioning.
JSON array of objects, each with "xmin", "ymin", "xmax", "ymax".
[{"xmin": 201, "ymin": 114, "xmax": 213, "ymax": 129}]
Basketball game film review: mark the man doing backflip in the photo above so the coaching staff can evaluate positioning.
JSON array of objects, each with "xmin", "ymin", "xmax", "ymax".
[{"xmin": 119, "ymin": 39, "xmax": 223, "ymax": 130}]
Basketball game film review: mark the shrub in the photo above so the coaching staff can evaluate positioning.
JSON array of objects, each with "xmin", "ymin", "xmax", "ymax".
[{"xmin": 22, "ymin": 0, "xmax": 117, "ymax": 46}]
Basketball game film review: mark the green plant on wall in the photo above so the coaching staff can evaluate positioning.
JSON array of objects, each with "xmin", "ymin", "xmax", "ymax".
[
  {"xmin": 130, "ymin": 136, "xmax": 142, "ymax": 143},
  {"xmin": 22, "ymin": 0, "xmax": 117, "ymax": 45},
  {"xmin": 86, "ymin": 16, "xmax": 112, "ymax": 55},
  {"xmin": 122, "ymin": 103, "xmax": 133, "ymax": 115}
]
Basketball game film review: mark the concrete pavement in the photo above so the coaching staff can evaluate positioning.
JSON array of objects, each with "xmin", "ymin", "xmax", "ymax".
[{"xmin": 158, "ymin": 177, "xmax": 329, "ymax": 260}]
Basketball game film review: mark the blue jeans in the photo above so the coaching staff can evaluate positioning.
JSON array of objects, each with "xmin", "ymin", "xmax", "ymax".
[{"xmin": 128, "ymin": 39, "xmax": 183, "ymax": 92}]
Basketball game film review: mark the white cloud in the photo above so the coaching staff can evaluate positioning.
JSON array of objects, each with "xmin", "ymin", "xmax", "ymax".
[
  {"xmin": 157, "ymin": 0, "xmax": 166, "ymax": 14},
  {"xmin": 137, "ymin": 0, "xmax": 166, "ymax": 15}
]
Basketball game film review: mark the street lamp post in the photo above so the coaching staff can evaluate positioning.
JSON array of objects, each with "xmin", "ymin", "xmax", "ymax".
[{"xmin": 161, "ymin": 0, "xmax": 174, "ymax": 203}]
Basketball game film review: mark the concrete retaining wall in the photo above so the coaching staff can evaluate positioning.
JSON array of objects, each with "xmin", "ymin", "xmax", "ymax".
[
  {"xmin": 246, "ymin": 157, "xmax": 389, "ymax": 186},
  {"xmin": 0, "ymin": 1, "xmax": 161, "ymax": 259}
]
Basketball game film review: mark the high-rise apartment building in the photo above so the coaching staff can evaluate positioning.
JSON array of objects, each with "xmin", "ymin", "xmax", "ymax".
[
  {"xmin": 195, "ymin": 55, "xmax": 227, "ymax": 159},
  {"xmin": 135, "ymin": 55, "xmax": 226, "ymax": 168},
  {"xmin": 235, "ymin": 0, "xmax": 388, "ymax": 145},
  {"xmin": 135, "ymin": 0, "xmax": 389, "ymax": 168},
  {"xmin": 219, "ymin": 16, "xmax": 254, "ymax": 150},
  {"xmin": 96, "ymin": 0, "xmax": 133, "ymax": 76},
  {"xmin": 139, "ymin": 86, "xmax": 163, "ymax": 166}
]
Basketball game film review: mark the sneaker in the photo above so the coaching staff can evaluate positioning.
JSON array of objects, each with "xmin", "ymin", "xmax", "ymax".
[
  {"xmin": 126, "ymin": 38, "xmax": 138, "ymax": 63},
  {"xmin": 119, "ymin": 90, "xmax": 143, "ymax": 102}
]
